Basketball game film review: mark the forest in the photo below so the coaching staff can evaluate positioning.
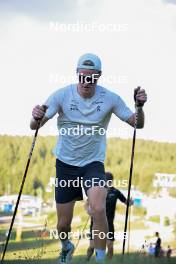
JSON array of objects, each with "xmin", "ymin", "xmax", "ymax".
[{"xmin": 0, "ymin": 135, "xmax": 176, "ymax": 200}]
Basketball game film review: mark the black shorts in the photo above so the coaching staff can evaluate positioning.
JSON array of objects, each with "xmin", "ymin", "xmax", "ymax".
[
  {"xmin": 89, "ymin": 218, "xmax": 115, "ymax": 241},
  {"xmin": 55, "ymin": 159, "xmax": 106, "ymax": 203}
]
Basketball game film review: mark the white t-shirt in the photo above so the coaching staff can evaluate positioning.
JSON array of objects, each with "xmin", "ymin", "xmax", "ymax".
[{"xmin": 44, "ymin": 84, "xmax": 133, "ymax": 166}]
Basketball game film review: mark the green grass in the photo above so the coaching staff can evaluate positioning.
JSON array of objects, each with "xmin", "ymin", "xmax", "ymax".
[
  {"xmin": 0, "ymin": 209, "xmax": 175, "ymax": 263},
  {"xmin": 1, "ymin": 251, "xmax": 176, "ymax": 264},
  {"xmin": 0, "ymin": 235, "xmax": 176, "ymax": 264}
]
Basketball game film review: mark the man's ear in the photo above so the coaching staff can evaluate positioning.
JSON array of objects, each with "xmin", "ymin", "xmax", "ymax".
[{"xmin": 98, "ymin": 71, "xmax": 102, "ymax": 77}]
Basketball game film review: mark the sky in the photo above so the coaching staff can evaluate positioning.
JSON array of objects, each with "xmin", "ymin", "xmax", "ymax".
[{"xmin": 0, "ymin": 0, "xmax": 176, "ymax": 142}]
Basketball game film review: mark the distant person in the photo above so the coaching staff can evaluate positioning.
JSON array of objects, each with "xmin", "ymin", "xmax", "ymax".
[
  {"xmin": 167, "ymin": 246, "xmax": 172, "ymax": 258},
  {"xmin": 148, "ymin": 243, "xmax": 155, "ymax": 256},
  {"xmin": 140, "ymin": 244, "xmax": 146, "ymax": 255},
  {"xmin": 154, "ymin": 232, "xmax": 161, "ymax": 257},
  {"xmin": 141, "ymin": 240, "xmax": 148, "ymax": 256},
  {"xmin": 86, "ymin": 172, "xmax": 133, "ymax": 260}
]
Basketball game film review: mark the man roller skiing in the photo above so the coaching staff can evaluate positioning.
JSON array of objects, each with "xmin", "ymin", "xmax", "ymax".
[{"xmin": 30, "ymin": 53, "xmax": 147, "ymax": 263}]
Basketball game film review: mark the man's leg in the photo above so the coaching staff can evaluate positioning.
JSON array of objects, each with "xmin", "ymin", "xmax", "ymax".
[
  {"xmin": 106, "ymin": 221, "xmax": 115, "ymax": 259},
  {"xmin": 56, "ymin": 201, "xmax": 75, "ymax": 263},
  {"xmin": 55, "ymin": 158, "xmax": 83, "ymax": 263},
  {"xmin": 87, "ymin": 186, "xmax": 108, "ymax": 262},
  {"xmin": 86, "ymin": 240, "xmax": 95, "ymax": 261},
  {"xmin": 106, "ymin": 240, "xmax": 114, "ymax": 259},
  {"xmin": 86, "ymin": 218, "xmax": 94, "ymax": 261}
]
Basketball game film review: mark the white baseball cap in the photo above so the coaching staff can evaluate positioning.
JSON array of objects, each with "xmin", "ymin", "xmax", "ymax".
[{"xmin": 77, "ymin": 53, "xmax": 102, "ymax": 71}]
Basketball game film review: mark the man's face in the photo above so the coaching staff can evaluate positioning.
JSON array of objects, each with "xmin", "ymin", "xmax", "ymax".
[{"xmin": 77, "ymin": 69, "xmax": 101, "ymax": 97}]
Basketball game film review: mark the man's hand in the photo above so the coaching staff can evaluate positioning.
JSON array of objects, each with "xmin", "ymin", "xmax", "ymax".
[
  {"xmin": 30, "ymin": 105, "xmax": 49, "ymax": 130},
  {"xmin": 32, "ymin": 105, "xmax": 47, "ymax": 121},
  {"xmin": 134, "ymin": 87, "xmax": 147, "ymax": 107},
  {"xmin": 129, "ymin": 198, "xmax": 133, "ymax": 206},
  {"xmin": 125, "ymin": 198, "xmax": 133, "ymax": 206},
  {"xmin": 127, "ymin": 86, "xmax": 147, "ymax": 128}
]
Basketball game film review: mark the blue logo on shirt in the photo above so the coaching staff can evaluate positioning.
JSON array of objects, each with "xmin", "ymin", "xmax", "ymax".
[{"xmin": 97, "ymin": 106, "xmax": 101, "ymax": 111}]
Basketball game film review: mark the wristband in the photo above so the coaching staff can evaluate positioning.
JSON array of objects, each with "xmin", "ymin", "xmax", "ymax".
[
  {"xmin": 32, "ymin": 116, "xmax": 40, "ymax": 122},
  {"xmin": 135, "ymin": 104, "xmax": 143, "ymax": 110}
]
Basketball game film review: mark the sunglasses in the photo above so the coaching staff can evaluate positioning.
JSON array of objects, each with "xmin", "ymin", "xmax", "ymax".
[{"xmin": 78, "ymin": 73, "xmax": 99, "ymax": 84}]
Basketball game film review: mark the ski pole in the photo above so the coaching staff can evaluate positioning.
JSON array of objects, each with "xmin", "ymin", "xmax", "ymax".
[{"xmin": 1, "ymin": 105, "xmax": 47, "ymax": 263}]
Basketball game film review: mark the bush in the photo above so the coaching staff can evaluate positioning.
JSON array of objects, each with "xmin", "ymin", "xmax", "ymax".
[
  {"xmin": 148, "ymin": 215, "xmax": 160, "ymax": 223},
  {"xmin": 164, "ymin": 216, "xmax": 170, "ymax": 226},
  {"xmin": 132, "ymin": 206, "xmax": 147, "ymax": 217}
]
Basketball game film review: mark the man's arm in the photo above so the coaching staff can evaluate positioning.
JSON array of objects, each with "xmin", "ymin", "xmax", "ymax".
[
  {"xmin": 30, "ymin": 116, "xmax": 49, "ymax": 130},
  {"xmin": 115, "ymin": 189, "xmax": 133, "ymax": 206},
  {"xmin": 30, "ymin": 105, "xmax": 49, "ymax": 130},
  {"xmin": 126, "ymin": 87, "xmax": 147, "ymax": 129},
  {"xmin": 111, "ymin": 87, "xmax": 147, "ymax": 128},
  {"xmin": 115, "ymin": 189, "xmax": 127, "ymax": 204},
  {"xmin": 30, "ymin": 89, "xmax": 62, "ymax": 130},
  {"xmin": 126, "ymin": 106, "xmax": 144, "ymax": 129}
]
